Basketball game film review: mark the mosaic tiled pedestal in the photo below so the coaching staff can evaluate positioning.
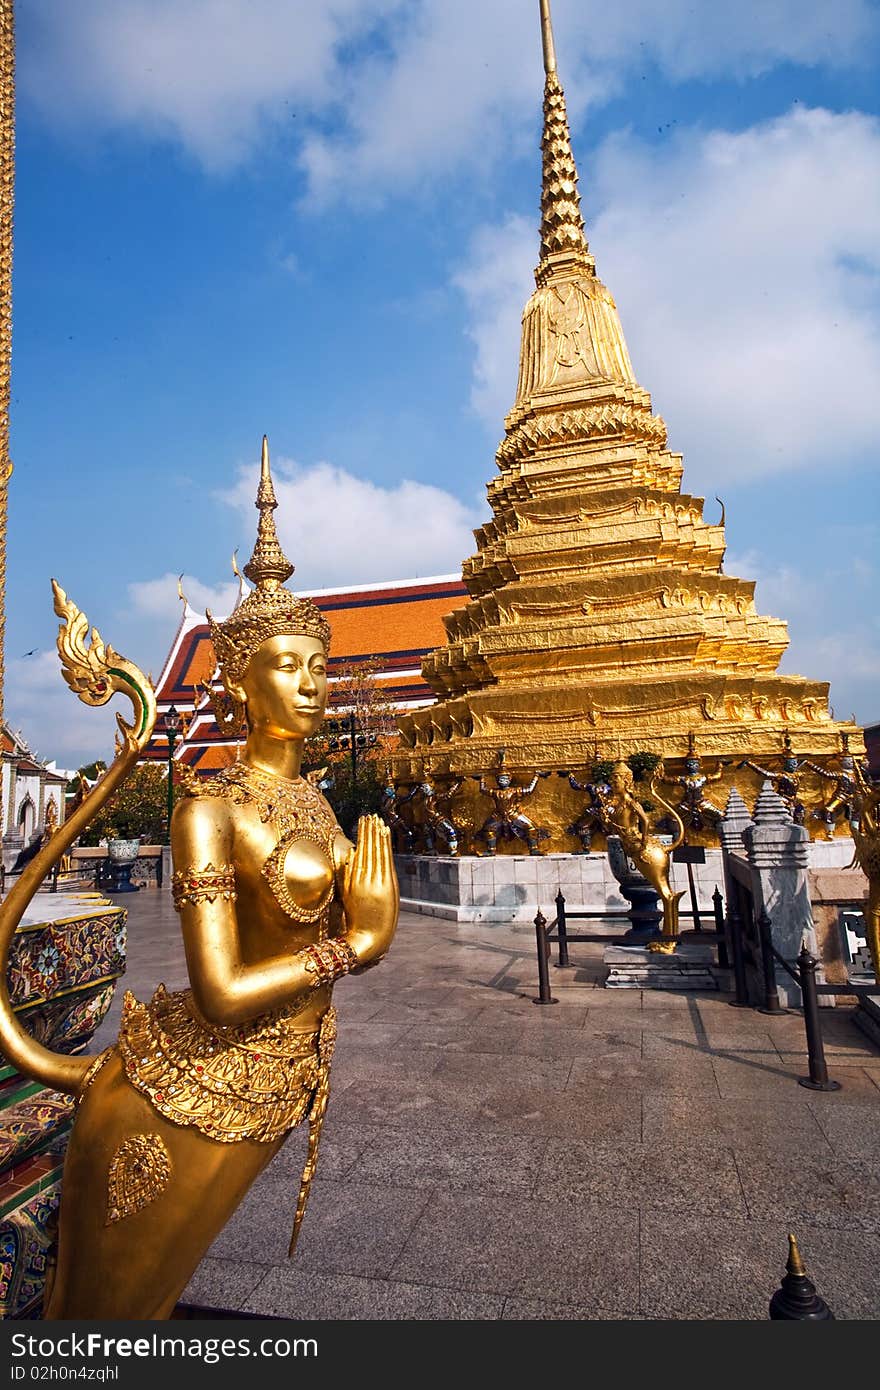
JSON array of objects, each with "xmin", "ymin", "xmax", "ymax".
[{"xmin": 1, "ymin": 893, "xmax": 126, "ymax": 1318}]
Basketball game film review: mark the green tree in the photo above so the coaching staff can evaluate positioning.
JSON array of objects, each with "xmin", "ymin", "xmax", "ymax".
[
  {"xmin": 304, "ymin": 658, "xmax": 398, "ymax": 838},
  {"xmin": 79, "ymin": 762, "xmax": 169, "ymax": 846}
]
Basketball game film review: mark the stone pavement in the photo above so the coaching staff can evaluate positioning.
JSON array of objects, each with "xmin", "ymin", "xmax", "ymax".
[{"xmin": 93, "ymin": 890, "xmax": 880, "ymax": 1321}]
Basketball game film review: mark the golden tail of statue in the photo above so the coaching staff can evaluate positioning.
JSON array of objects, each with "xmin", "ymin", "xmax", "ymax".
[
  {"xmin": 0, "ymin": 581, "xmax": 157, "ymax": 1096},
  {"xmin": 648, "ymin": 764, "xmax": 686, "ymax": 851}
]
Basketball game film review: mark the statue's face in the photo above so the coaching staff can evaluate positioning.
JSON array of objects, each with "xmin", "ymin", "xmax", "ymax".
[
  {"xmin": 841, "ymin": 756, "xmax": 854, "ymax": 772},
  {"xmin": 497, "ymin": 773, "xmax": 511, "ymax": 788},
  {"xmin": 384, "ymin": 783, "xmax": 395, "ymax": 796},
  {"xmin": 784, "ymin": 757, "xmax": 797, "ymax": 773},
  {"xmin": 240, "ymin": 634, "xmax": 328, "ymax": 741},
  {"xmin": 685, "ymin": 757, "xmax": 699, "ymax": 774},
  {"xmin": 421, "ymin": 782, "xmax": 432, "ymax": 795}
]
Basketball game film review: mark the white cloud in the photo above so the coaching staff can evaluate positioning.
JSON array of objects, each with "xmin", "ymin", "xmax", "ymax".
[
  {"xmin": 4, "ymin": 651, "xmax": 120, "ymax": 768},
  {"xmin": 19, "ymin": 1, "xmax": 877, "ymax": 191},
  {"xmin": 128, "ymin": 572, "xmax": 240, "ymax": 622},
  {"xmin": 19, "ymin": 0, "xmax": 402, "ymax": 172},
  {"xmin": 216, "ymin": 456, "xmax": 485, "ymax": 587},
  {"xmin": 456, "ymin": 107, "xmax": 880, "ymax": 484},
  {"xmin": 453, "ymin": 215, "xmax": 536, "ymax": 427},
  {"xmin": 728, "ymin": 536, "xmax": 880, "ymax": 723}
]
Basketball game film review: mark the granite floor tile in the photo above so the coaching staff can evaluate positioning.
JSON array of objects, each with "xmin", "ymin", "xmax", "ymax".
[
  {"xmin": 472, "ymin": 998, "xmax": 591, "ymax": 1027},
  {"xmin": 221, "ymin": 1176, "xmax": 433, "ymax": 1277},
  {"xmin": 390, "ymin": 1192, "xmax": 639, "ymax": 1310},
  {"xmin": 351, "ymin": 1126, "xmax": 549, "ymax": 1194},
  {"xmin": 639, "ymin": 1213, "xmax": 805, "ymax": 1320},
  {"xmin": 568, "ymin": 1055, "xmax": 720, "ymax": 1094},
  {"xmin": 181, "ymin": 1258, "xmax": 269, "ymax": 1312},
  {"xmin": 512, "ymin": 1025, "xmax": 643, "ymax": 1060},
  {"xmin": 736, "ymin": 1149, "xmax": 880, "ymax": 1230},
  {"xmin": 538, "ymin": 1138, "xmax": 747, "ymax": 1216},
  {"xmin": 326, "ymin": 1077, "xmax": 487, "ymax": 1131},
  {"xmin": 328, "ymin": 1046, "xmax": 443, "ymax": 1088},
  {"xmin": 432, "ymin": 1052, "xmax": 572, "ymax": 1090},
  {"xmin": 405, "ymin": 1020, "xmax": 527, "ymax": 1054},
  {"xmin": 642, "ymin": 1093, "xmax": 834, "ymax": 1156},
  {"xmin": 243, "ymin": 1269, "xmax": 505, "ymax": 1320},
  {"xmin": 268, "ymin": 1120, "xmax": 373, "ymax": 1183},
  {"xmin": 501, "ymin": 1296, "xmax": 640, "ymax": 1320},
  {"xmin": 808, "ymin": 1100, "xmax": 880, "ymax": 1159},
  {"xmin": 711, "ymin": 1052, "xmax": 813, "ymax": 1097},
  {"xmin": 471, "ymin": 1083, "xmax": 642, "ymax": 1144},
  {"xmin": 365, "ymin": 1001, "xmax": 489, "ymax": 1026},
  {"xmin": 334, "ymin": 1021, "xmax": 416, "ymax": 1048}
]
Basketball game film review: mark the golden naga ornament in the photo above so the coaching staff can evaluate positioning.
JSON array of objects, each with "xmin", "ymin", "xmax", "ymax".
[{"xmin": 0, "ymin": 437, "xmax": 400, "ymax": 1318}]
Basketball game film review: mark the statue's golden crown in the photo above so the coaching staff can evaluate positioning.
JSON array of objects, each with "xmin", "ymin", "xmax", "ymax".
[{"xmin": 207, "ymin": 437, "xmax": 331, "ymax": 689}]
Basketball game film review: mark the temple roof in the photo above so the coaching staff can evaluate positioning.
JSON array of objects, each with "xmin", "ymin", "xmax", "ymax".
[{"xmin": 144, "ymin": 574, "xmax": 468, "ymax": 770}]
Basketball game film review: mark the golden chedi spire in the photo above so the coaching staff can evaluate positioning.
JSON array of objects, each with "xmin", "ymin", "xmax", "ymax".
[
  {"xmin": 242, "ymin": 435, "xmax": 295, "ymax": 588},
  {"xmin": 207, "ymin": 437, "xmax": 329, "ymax": 696},
  {"xmin": 514, "ymin": 1, "xmax": 637, "ymax": 416},
  {"xmin": 396, "ymin": 0, "xmax": 861, "ymax": 847},
  {"xmin": 538, "ymin": 0, "xmax": 591, "ymax": 275}
]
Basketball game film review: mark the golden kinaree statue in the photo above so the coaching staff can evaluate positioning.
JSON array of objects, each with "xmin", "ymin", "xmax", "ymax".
[
  {"xmin": 604, "ymin": 761, "xmax": 684, "ymax": 950},
  {"xmin": 0, "ymin": 438, "xmax": 400, "ymax": 1318}
]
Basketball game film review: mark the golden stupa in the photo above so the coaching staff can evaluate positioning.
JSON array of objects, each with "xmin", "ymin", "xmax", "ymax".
[{"xmin": 394, "ymin": 0, "xmax": 862, "ymax": 846}]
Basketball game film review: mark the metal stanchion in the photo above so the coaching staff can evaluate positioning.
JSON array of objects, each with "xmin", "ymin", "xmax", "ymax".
[
  {"xmin": 555, "ymin": 890, "xmax": 570, "ymax": 967},
  {"xmin": 757, "ymin": 907, "xmax": 787, "ymax": 1015},
  {"xmin": 727, "ymin": 896, "xmax": 750, "ymax": 1008},
  {"xmin": 712, "ymin": 886, "xmax": 729, "ymax": 969},
  {"xmin": 532, "ymin": 910, "xmax": 558, "ymax": 1005},
  {"xmin": 797, "ymin": 946, "xmax": 840, "ymax": 1092}
]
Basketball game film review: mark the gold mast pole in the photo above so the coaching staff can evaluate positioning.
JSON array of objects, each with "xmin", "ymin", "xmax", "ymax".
[
  {"xmin": 0, "ymin": 0, "xmax": 13, "ymax": 725},
  {"xmin": 539, "ymin": 0, "xmax": 557, "ymax": 74}
]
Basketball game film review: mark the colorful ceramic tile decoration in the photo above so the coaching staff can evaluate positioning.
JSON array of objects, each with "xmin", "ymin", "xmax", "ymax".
[{"xmin": 1, "ymin": 899, "xmax": 126, "ymax": 1318}]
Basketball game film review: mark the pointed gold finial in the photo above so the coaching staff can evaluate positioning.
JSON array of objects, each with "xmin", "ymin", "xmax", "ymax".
[
  {"xmin": 540, "ymin": 0, "xmax": 557, "ymax": 74},
  {"xmin": 537, "ymin": 0, "xmax": 591, "ymax": 279},
  {"xmin": 242, "ymin": 435, "xmax": 294, "ymax": 589},
  {"xmin": 787, "ymin": 1233, "xmax": 806, "ymax": 1278},
  {"xmin": 176, "ymin": 574, "xmax": 188, "ymax": 608}
]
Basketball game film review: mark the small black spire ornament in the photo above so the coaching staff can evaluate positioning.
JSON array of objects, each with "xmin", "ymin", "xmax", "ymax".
[{"xmin": 769, "ymin": 1234, "xmax": 834, "ymax": 1320}]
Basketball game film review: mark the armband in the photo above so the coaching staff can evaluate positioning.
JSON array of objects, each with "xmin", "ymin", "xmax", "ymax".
[{"xmin": 171, "ymin": 862, "xmax": 236, "ymax": 911}]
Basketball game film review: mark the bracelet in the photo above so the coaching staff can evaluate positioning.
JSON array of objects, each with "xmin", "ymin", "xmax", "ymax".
[
  {"xmin": 172, "ymin": 862, "xmax": 237, "ymax": 911},
  {"xmin": 301, "ymin": 937, "xmax": 359, "ymax": 986}
]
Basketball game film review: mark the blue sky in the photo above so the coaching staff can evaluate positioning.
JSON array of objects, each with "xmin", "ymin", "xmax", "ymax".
[{"xmin": 6, "ymin": 0, "xmax": 880, "ymax": 767}]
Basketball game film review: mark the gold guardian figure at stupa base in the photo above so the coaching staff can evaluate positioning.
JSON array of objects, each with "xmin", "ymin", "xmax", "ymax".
[{"xmin": 0, "ymin": 437, "xmax": 399, "ymax": 1319}]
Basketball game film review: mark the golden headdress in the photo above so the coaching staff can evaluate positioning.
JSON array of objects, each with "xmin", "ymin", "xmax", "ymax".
[{"xmin": 207, "ymin": 436, "xmax": 331, "ymax": 694}]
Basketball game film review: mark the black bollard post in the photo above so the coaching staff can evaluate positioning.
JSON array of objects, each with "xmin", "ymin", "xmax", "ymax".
[
  {"xmin": 797, "ymin": 946, "xmax": 841, "ymax": 1092},
  {"xmin": 757, "ymin": 907, "xmax": 787, "ymax": 1015},
  {"xmin": 712, "ymin": 886, "xmax": 729, "ymax": 969},
  {"xmin": 555, "ymin": 890, "xmax": 570, "ymax": 967},
  {"xmin": 532, "ymin": 911, "xmax": 558, "ymax": 1005},
  {"xmin": 727, "ymin": 897, "xmax": 750, "ymax": 1008},
  {"xmin": 769, "ymin": 1234, "xmax": 834, "ymax": 1320}
]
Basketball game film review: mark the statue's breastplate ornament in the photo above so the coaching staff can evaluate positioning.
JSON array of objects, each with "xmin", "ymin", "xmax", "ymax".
[{"xmin": 191, "ymin": 762, "xmax": 339, "ymax": 933}]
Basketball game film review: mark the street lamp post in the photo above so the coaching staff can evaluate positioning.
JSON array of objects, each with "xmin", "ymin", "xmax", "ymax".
[
  {"xmin": 164, "ymin": 704, "xmax": 182, "ymax": 844},
  {"xmin": 327, "ymin": 710, "xmax": 378, "ymax": 782}
]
